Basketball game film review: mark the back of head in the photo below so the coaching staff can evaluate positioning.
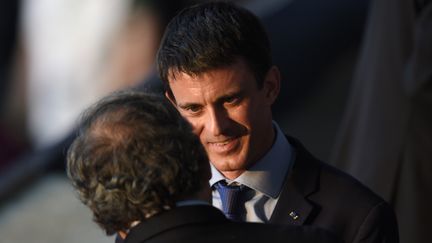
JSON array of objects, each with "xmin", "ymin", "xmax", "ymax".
[
  {"xmin": 66, "ymin": 91, "xmax": 209, "ymax": 235},
  {"xmin": 157, "ymin": 1, "xmax": 271, "ymax": 92}
]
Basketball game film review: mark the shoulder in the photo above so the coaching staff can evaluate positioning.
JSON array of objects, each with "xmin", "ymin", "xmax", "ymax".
[
  {"xmin": 316, "ymin": 161, "xmax": 399, "ymax": 242},
  {"xmin": 318, "ymin": 160, "xmax": 383, "ymax": 205},
  {"xmin": 287, "ymin": 135, "xmax": 384, "ymax": 206},
  {"xmin": 285, "ymin": 136, "xmax": 398, "ymax": 242}
]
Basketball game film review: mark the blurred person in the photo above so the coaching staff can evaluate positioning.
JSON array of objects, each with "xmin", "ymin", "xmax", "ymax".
[
  {"xmin": 331, "ymin": 0, "xmax": 432, "ymax": 242},
  {"xmin": 19, "ymin": 0, "xmax": 192, "ymax": 151},
  {"xmin": 0, "ymin": 0, "xmax": 194, "ymax": 176},
  {"xmin": 0, "ymin": 0, "xmax": 135, "ymax": 193},
  {"xmin": 20, "ymin": 0, "xmax": 131, "ymax": 150},
  {"xmin": 0, "ymin": 0, "xmax": 194, "ymax": 203},
  {"xmin": 157, "ymin": 2, "xmax": 399, "ymax": 243},
  {"xmin": 105, "ymin": 0, "xmax": 196, "ymax": 94},
  {"xmin": 67, "ymin": 91, "xmax": 341, "ymax": 243}
]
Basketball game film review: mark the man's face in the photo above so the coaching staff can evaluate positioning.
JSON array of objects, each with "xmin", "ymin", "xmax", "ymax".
[{"xmin": 167, "ymin": 59, "xmax": 280, "ymax": 179}]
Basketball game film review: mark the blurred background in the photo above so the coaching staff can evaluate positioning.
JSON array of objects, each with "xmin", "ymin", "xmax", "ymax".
[{"xmin": 1, "ymin": 0, "xmax": 430, "ymax": 243}]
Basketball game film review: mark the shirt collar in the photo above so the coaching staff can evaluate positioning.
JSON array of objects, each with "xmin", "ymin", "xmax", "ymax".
[{"xmin": 210, "ymin": 121, "xmax": 293, "ymax": 198}]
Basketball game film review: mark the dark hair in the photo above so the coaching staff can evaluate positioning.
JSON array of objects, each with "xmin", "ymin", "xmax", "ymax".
[
  {"xmin": 157, "ymin": 1, "xmax": 271, "ymax": 93},
  {"xmin": 66, "ymin": 91, "xmax": 208, "ymax": 235}
]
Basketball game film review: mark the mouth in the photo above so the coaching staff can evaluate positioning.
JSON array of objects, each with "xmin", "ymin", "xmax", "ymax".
[{"xmin": 207, "ymin": 137, "xmax": 239, "ymax": 154}]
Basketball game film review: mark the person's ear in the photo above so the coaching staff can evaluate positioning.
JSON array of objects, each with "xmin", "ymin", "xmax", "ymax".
[
  {"xmin": 165, "ymin": 90, "xmax": 177, "ymax": 106},
  {"xmin": 117, "ymin": 230, "xmax": 128, "ymax": 240},
  {"xmin": 262, "ymin": 65, "xmax": 281, "ymax": 105}
]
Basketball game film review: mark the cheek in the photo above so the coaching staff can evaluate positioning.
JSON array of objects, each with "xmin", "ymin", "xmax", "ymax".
[
  {"xmin": 232, "ymin": 102, "xmax": 258, "ymax": 128},
  {"xmin": 242, "ymin": 101, "xmax": 270, "ymax": 138},
  {"xmin": 184, "ymin": 118, "xmax": 204, "ymax": 138}
]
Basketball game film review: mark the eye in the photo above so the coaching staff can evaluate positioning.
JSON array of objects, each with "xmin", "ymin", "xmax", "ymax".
[
  {"xmin": 224, "ymin": 95, "xmax": 242, "ymax": 106},
  {"xmin": 183, "ymin": 104, "xmax": 203, "ymax": 115},
  {"xmin": 225, "ymin": 96, "xmax": 237, "ymax": 104}
]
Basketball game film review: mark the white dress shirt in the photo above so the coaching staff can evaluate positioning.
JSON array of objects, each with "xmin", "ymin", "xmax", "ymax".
[{"xmin": 210, "ymin": 121, "xmax": 294, "ymax": 222}]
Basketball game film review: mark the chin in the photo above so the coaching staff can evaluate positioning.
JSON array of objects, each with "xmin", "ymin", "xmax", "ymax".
[{"xmin": 213, "ymin": 159, "xmax": 246, "ymax": 171}]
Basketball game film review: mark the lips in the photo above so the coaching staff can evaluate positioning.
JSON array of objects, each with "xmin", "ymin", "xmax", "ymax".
[{"xmin": 207, "ymin": 137, "xmax": 239, "ymax": 154}]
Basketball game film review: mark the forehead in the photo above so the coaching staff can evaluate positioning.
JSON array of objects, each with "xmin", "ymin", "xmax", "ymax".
[{"xmin": 168, "ymin": 60, "xmax": 257, "ymax": 95}]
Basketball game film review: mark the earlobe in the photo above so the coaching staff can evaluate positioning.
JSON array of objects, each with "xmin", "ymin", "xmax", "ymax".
[
  {"xmin": 264, "ymin": 66, "xmax": 281, "ymax": 104},
  {"xmin": 117, "ymin": 230, "xmax": 128, "ymax": 240}
]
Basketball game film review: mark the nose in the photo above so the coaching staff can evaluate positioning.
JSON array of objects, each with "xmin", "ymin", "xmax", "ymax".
[{"xmin": 207, "ymin": 107, "xmax": 230, "ymax": 136}]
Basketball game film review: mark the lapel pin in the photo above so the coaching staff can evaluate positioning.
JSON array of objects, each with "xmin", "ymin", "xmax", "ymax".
[{"xmin": 289, "ymin": 211, "xmax": 299, "ymax": 220}]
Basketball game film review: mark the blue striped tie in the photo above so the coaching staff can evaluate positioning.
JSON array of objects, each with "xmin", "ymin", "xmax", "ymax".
[{"xmin": 214, "ymin": 181, "xmax": 248, "ymax": 221}]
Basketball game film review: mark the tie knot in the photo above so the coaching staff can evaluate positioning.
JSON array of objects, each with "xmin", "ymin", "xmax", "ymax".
[{"xmin": 214, "ymin": 181, "xmax": 249, "ymax": 221}]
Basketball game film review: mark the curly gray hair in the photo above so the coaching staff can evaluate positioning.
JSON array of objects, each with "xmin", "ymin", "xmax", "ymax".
[{"xmin": 66, "ymin": 91, "xmax": 209, "ymax": 235}]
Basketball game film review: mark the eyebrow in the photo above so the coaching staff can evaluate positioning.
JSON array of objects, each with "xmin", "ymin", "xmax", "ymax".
[
  {"xmin": 176, "ymin": 88, "xmax": 245, "ymax": 109},
  {"xmin": 177, "ymin": 102, "xmax": 201, "ymax": 110},
  {"xmin": 218, "ymin": 90, "xmax": 244, "ymax": 102}
]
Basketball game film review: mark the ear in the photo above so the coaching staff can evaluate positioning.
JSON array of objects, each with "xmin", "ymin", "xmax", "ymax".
[
  {"xmin": 262, "ymin": 66, "xmax": 280, "ymax": 105},
  {"xmin": 117, "ymin": 230, "xmax": 128, "ymax": 240},
  {"xmin": 165, "ymin": 90, "xmax": 177, "ymax": 106}
]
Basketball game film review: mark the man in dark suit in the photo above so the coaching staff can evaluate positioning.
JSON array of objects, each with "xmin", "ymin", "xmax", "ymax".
[
  {"xmin": 66, "ymin": 91, "xmax": 340, "ymax": 243},
  {"xmin": 157, "ymin": 2, "xmax": 399, "ymax": 243}
]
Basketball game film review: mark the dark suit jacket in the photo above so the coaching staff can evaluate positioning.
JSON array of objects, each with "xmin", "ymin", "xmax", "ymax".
[
  {"xmin": 271, "ymin": 137, "xmax": 399, "ymax": 243},
  {"xmin": 124, "ymin": 205, "xmax": 341, "ymax": 243}
]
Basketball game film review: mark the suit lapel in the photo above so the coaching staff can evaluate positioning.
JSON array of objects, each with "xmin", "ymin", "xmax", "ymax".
[{"xmin": 270, "ymin": 136, "xmax": 321, "ymax": 226}]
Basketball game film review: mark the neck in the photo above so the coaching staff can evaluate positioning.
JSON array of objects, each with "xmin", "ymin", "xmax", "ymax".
[{"xmin": 220, "ymin": 169, "xmax": 246, "ymax": 180}]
